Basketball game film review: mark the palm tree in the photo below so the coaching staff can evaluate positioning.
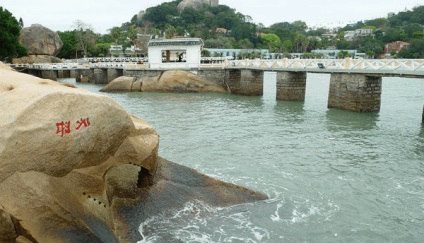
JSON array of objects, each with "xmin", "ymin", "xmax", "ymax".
[{"xmin": 110, "ymin": 27, "xmax": 122, "ymax": 44}]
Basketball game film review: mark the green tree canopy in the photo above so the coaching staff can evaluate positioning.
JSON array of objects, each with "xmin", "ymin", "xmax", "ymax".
[
  {"xmin": 260, "ymin": 33, "xmax": 281, "ymax": 52},
  {"xmin": 57, "ymin": 31, "xmax": 77, "ymax": 59},
  {"xmin": 0, "ymin": 7, "xmax": 27, "ymax": 62}
]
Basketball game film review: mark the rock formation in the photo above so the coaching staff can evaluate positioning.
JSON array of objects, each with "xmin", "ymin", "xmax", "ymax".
[
  {"xmin": 101, "ymin": 70, "xmax": 227, "ymax": 93},
  {"xmin": 14, "ymin": 24, "xmax": 63, "ymax": 64},
  {"xmin": 0, "ymin": 64, "xmax": 266, "ymax": 242},
  {"xmin": 177, "ymin": 0, "xmax": 219, "ymax": 12},
  {"xmin": 19, "ymin": 24, "xmax": 63, "ymax": 56}
]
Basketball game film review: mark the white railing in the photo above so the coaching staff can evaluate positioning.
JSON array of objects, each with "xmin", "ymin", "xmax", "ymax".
[
  {"xmin": 222, "ymin": 58, "xmax": 424, "ymax": 73},
  {"xmin": 19, "ymin": 59, "xmax": 424, "ymax": 76}
]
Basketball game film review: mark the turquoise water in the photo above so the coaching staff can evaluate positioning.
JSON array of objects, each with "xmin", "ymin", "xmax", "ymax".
[{"xmin": 63, "ymin": 73, "xmax": 424, "ymax": 242}]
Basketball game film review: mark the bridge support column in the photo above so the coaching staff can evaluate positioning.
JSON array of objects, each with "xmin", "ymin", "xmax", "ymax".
[
  {"xmin": 70, "ymin": 70, "xmax": 81, "ymax": 82},
  {"xmin": 276, "ymin": 71, "xmax": 307, "ymax": 101},
  {"xmin": 107, "ymin": 69, "xmax": 123, "ymax": 83},
  {"xmin": 328, "ymin": 73, "xmax": 382, "ymax": 112},
  {"xmin": 225, "ymin": 69, "xmax": 263, "ymax": 96},
  {"xmin": 57, "ymin": 70, "xmax": 70, "ymax": 79},
  {"xmin": 71, "ymin": 69, "xmax": 94, "ymax": 83},
  {"xmin": 41, "ymin": 70, "xmax": 58, "ymax": 81},
  {"xmin": 94, "ymin": 69, "xmax": 108, "ymax": 84},
  {"xmin": 422, "ymin": 105, "xmax": 424, "ymax": 123}
]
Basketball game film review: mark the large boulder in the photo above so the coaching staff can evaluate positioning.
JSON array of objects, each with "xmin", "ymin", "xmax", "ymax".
[
  {"xmin": 178, "ymin": 0, "xmax": 219, "ymax": 12},
  {"xmin": 101, "ymin": 70, "xmax": 227, "ymax": 93},
  {"xmin": 0, "ymin": 64, "xmax": 266, "ymax": 242},
  {"xmin": 19, "ymin": 24, "xmax": 63, "ymax": 56}
]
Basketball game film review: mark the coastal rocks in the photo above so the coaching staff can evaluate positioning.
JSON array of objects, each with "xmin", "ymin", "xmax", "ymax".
[
  {"xmin": 14, "ymin": 24, "xmax": 63, "ymax": 64},
  {"xmin": 101, "ymin": 70, "xmax": 227, "ymax": 93},
  {"xmin": 0, "ymin": 65, "xmax": 159, "ymax": 241},
  {"xmin": 19, "ymin": 24, "xmax": 63, "ymax": 56},
  {"xmin": 0, "ymin": 64, "xmax": 266, "ymax": 242},
  {"xmin": 0, "ymin": 205, "xmax": 17, "ymax": 241},
  {"xmin": 178, "ymin": 0, "xmax": 219, "ymax": 12},
  {"xmin": 13, "ymin": 55, "xmax": 62, "ymax": 64}
]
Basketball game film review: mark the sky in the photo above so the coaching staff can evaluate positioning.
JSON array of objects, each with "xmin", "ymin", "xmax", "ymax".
[{"xmin": 1, "ymin": 0, "xmax": 422, "ymax": 34}]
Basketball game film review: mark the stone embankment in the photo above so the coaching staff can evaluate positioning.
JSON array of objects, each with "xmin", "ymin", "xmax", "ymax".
[
  {"xmin": 101, "ymin": 70, "xmax": 227, "ymax": 93},
  {"xmin": 0, "ymin": 62, "xmax": 266, "ymax": 242}
]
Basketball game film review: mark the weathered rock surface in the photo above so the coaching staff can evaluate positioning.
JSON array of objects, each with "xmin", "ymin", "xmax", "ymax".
[
  {"xmin": 178, "ymin": 0, "xmax": 219, "ymax": 12},
  {"xmin": 101, "ymin": 70, "xmax": 227, "ymax": 93},
  {"xmin": 0, "ymin": 64, "xmax": 266, "ymax": 242},
  {"xmin": 13, "ymin": 55, "xmax": 63, "ymax": 64},
  {"xmin": 19, "ymin": 24, "xmax": 63, "ymax": 56}
]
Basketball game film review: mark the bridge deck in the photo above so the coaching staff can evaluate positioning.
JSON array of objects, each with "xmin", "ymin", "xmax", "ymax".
[{"xmin": 10, "ymin": 58, "xmax": 424, "ymax": 78}]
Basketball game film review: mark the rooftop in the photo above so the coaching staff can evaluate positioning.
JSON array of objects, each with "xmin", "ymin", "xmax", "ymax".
[{"xmin": 147, "ymin": 38, "xmax": 204, "ymax": 47}]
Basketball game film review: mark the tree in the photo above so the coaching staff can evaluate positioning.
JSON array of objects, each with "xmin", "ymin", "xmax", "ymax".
[
  {"xmin": 237, "ymin": 38, "xmax": 254, "ymax": 49},
  {"xmin": 260, "ymin": 33, "xmax": 281, "ymax": 52},
  {"xmin": 201, "ymin": 49, "xmax": 211, "ymax": 57},
  {"xmin": 57, "ymin": 31, "xmax": 77, "ymax": 59},
  {"xmin": 281, "ymin": 40, "xmax": 293, "ymax": 52},
  {"xmin": 0, "ymin": 7, "xmax": 28, "ymax": 62},
  {"xmin": 73, "ymin": 20, "xmax": 96, "ymax": 58},
  {"xmin": 127, "ymin": 27, "xmax": 139, "ymax": 47},
  {"xmin": 18, "ymin": 17, "xmax": 24, "ymax": 28},
  {"xmin": 164, "ymin": 24, "xmax": 176, "ymax": 38},
  {"xmin": 93, "ymin": 43, "xmax": 110, "ymax": 57},
  {"xmin": 293, "ymin": 34, "xmax": 308, "ymax": 53},
  {"xmin": 110, "ymin": 27, "xmax": 122, "ymax": 44}
]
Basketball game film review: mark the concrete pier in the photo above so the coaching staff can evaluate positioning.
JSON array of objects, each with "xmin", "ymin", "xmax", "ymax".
[
  {"xmin": 328, "ymin": 73, "xmax": 382, "ymax": 112},
  {"xmin": 107, "ymin": 69, "xmax": 123, "ymax": 83},
  {"xmin": 93, "ymin": 69, "xmax": 108, "ymax": 84},
  {"xmin": 225, "ymin": 69, "xmax": 263, "ymax": 96},
  {"xmin": 41, "ymin": 70, "xmax": 58, "ymax": 81},
  {"xmin": 276, "ymin": 71, "xmax": 307, "ymax": 101}
]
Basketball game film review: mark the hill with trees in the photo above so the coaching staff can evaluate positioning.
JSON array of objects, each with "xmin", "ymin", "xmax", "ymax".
[{"xmin": 1, "ymin": 2, "xmax": 423, "ymax": 61}]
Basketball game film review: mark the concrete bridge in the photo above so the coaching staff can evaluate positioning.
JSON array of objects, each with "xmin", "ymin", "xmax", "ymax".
[{"xmin": 14, "ymin": 58, "xmax": 424, "ymax": 121}]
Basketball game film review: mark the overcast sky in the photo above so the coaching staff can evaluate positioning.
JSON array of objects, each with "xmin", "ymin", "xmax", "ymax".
[{"xmin": 1, "ymin": 0, "xmax": 422, "ymax": 34}]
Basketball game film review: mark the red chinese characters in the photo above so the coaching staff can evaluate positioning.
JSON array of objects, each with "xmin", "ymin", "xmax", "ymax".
[
  {"xmin": 56, "ymin": 118, "xmax": 91, "ymax": 137},
  {"xmin": 75, "ymin": 118, "xmax": 90, "ymax": 131},
  {"xmin": 56, "ymin": 121, "xmax": 71, "ymax": 137}
]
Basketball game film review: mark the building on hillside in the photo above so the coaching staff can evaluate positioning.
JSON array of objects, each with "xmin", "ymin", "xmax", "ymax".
[
  {"xmin": 147, "ymin": 38, "xmax": 204, "ymax": 69},
  {"xmin": 344, "ymin": 29, "xmax": 374, "ymax": 41},
  {"xmin": 110, "ymin": 45, "xmax": 124, "ymax": 57},
  {"xmin": 344, "ymin": 31, "xmax": 356, "ymax": 41},
  {"xmin": 215, "ymin": 28, "xmax": 229, "ymax": 34},
  {"xmin": 321, "ymin": 33, "xmax": 338, "ymax": 39},
  {"xmin": 384, "ymin": 41, "xmax": 411, "ymax": 55},
  {"xmin": 355, "ymin": 29, "xmax": 374, "ymax": 38},
  {"xmin": 311, "ymin": 49, "xmax": 362, "ymax": 59}
]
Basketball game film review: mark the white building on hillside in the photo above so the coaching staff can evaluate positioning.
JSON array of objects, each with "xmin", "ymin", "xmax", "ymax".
[
  {"xmin": 147, "ymin": 38, "xmax": 204, "ymax": 69},
  {"xmin": 344, "ymin": 29, "xmax": 374, "ymax": 41}
]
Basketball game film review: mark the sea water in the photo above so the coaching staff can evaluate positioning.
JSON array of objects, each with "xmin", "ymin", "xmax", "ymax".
[{"xmin": 61, "ymin": 73, "xmax": 424, "ymax": 242}]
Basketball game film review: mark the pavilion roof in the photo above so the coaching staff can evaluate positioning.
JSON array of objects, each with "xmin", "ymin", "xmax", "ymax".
[{"xmin": 147, "ymin": 38, "xmax": 204, "ymax": 47}]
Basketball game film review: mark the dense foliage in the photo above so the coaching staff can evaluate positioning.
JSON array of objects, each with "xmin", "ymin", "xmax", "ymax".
[
  {"xmin": 0, "ymin": 7, "xmax": 27, "ymax": 62},
  {"xmin": 133, "ymin": 1, "xmax": 259, "ymax": 49}
]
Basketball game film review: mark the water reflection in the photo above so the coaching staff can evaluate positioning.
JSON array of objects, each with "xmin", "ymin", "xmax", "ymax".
[
  {"xmin": 274, "ymin": 101, "xmax": 305, "ymax": 123},
  {"xmin": 325, "ymin": 109, "xmax": 379, "ymax": 132}
]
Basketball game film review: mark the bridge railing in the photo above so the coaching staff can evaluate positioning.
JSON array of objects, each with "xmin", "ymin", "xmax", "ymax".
[{"xmin": 223, "ymin": 58, "xmax": 424, "ymax": 73}]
